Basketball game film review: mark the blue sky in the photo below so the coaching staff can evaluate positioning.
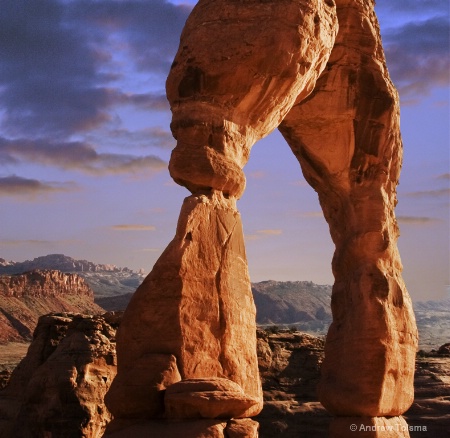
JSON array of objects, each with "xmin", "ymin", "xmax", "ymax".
[{"xmin": 0, "ymin": 0, "xmax": 448, "ymax": 301}]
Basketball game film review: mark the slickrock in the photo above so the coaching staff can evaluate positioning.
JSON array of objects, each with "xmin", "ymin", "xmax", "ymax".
[
  {"xmin": 0, "ymin": 312, "xmax": 119, "ymax": 438},
  {"xmin": 279, "ymin": 0, "xmax": 418, "ymax": 417},
  {"xmin": 0, "ymin": 269, "xmax": 104, "ymax": 343}
]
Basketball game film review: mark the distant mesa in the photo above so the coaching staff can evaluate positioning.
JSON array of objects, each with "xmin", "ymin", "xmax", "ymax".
[
  {"xmin": 0, "ymin": 269, "xmax": 103, "ymax": 343},
  {"xmin": 0, "ymin": 254, "xmax": 146, "ymax": 299}
]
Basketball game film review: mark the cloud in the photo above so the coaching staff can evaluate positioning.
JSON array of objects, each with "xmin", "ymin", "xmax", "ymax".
[
  {"xmin": 245, "ymin": 229, "xmax": 283, "ymax": 241},
  {"xmin": 257, "ymin": 229, "xmax": 283, "ymax": 235},
  {"xmin": 397, "ymin": 216, "xmax": 440, "ymax": 225},
  {"xmin": 248, "ymin": 171, "xmax": 266, "ymax": 180},
  {"xmin": 0, "ymin": 175, "xmax": 77, "ymax": 198},
  {"xmin": 382, "ymin": 16, "xmax": 450, "ymax": 99},
  {"xmin": 71, "ymin": 0, "xmax": 191, "ymax": 73},
  {"xmin": 404, "ymin": 188, "xmax": 450, "ymax": 198},
  {"xmin": 0, "ymin": 137, "xmax": 167, "ymax": 176},
  {"xmin": 0, "ymin": 0, "xmax": 190, "ymax": 138},
  {"xmin": 299, "ymin": 211, "xmax": 324, "ymax": 218},
  {"xmin": 85, "ymin": 127, "xmax": 175, "ymax": 152},
  {"xmin": 377, "ymin": 0, "xmax": 446, "ymax": 16},
  {"xmin": 437, "ymin": 173, "xmax": 450, "ymax": 181},
  {"xmin": 110, "ymin": 224, "xmax": 156, "ymax": 231},
  {"xmin": 0, "ymin": 239, "xmax": 54, "ymax": 247},
  {"xmin": 118, "ymin": 93, "xmax": 170, "ymax": 111},
  {"xmin": 0, "ymin": 0, "xmax": 113, "ymax": 137}
]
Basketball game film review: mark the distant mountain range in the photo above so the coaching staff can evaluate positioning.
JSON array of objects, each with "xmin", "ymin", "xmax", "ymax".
[
  {"xmin": 0, "ymin": 254, "xmax": 141, "ymax": 274},
  {"xmin": 0, "ymin": 255, "xmax": 145, "ymax": 298},
  {"xmin": 1, "ymin": 254, "xmax": 448, "ymax": 349}
]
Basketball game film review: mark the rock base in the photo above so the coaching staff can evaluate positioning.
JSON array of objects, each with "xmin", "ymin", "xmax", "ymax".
[{"xmin": 105, "ymin": 418, "xmax": 259, "ymax": 438}]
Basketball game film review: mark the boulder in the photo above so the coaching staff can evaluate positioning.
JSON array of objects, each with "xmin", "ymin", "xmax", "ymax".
[
  {"xmin": 0, "ymin": 313, "xmax": 119, "ymax": 438},
  {"xmin": 165, "ymin": 378, "xmax": 260, "ymax": 419}
]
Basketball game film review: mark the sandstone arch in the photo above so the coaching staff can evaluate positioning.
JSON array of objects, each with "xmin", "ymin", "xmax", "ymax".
[{"xmin": 105, "ymin": 0, "xmax": 417, "ymax": 436}]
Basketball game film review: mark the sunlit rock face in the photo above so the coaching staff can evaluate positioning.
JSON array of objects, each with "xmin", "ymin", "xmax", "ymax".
[
  {"xmin": 107, "ymin": 192, "xmax": 264, "ymax": 420},
  {"xmin": 0, "ymin": 313, "xmax": 119, "ymax": 438},
  {"xmin": 279, "ymin": 0, "xmax": 418, "ymax": 417},
  {"xmin": 107, "ymin": 1, "xmax": 337, "ymax": 434},
  {"xmin": 106, "ymin": 0, "xmax": 417, "ymax": 435},
  {"xmin": 166, "ymin": 0, "xmax": 338, "ymax": 199}
]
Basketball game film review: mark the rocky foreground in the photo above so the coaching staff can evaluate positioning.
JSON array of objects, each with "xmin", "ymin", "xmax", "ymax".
[{"xmin": 0, "ymin": 313, "xmax": 448, "ymax": 437}]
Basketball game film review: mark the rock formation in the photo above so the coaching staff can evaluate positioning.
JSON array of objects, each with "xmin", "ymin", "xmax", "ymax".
[
  {"xmin": 2, "ymin": 324, "xmax": 447, "ymax": 437},
  {"xmin": 106, "ymin": 0, "xmax": 417, "ymax": 436},
  {"xmin": 106, "ymin": 0, "xmax": 337, "ymax": 435},
  {"xmin": 0, "ymin": 270, "xmax": 104, "ymax": 343},
  {"xmin": 279, "ymin": 0, "xmax": 418, "ymax": 419},
  {"xmin": 0, "ymin": 312, "xmax": 120, "ymax": 438}
]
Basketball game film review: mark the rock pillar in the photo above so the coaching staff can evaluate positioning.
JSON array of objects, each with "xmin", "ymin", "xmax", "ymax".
[
  {"xmin": 279, "ymin": 0, "xmax": 418, "ymax": 420},
  {"xmin": 105, "ymin": 0, "xmax": 338, "ymax": 436}
]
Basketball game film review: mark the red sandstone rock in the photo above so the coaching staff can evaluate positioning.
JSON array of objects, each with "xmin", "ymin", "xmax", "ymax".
[
  {"xmin": 166, "ymin": 0, "xmax": 338, "ymax": 198},
  {"xmin": 107, "ymin": 192, "xmax": 263, "ymax": 422},
  {"xmin": 108, "ymin": 1, "xmax": 338, "ymax": 428},
  {"xmin": 107, "ymin": 0, "xmax": 417, "ymax": 432},
  {"xmin": 165, "ymin": 378, "xmax": 260, "ymax": 419},
  {"xmin": 105, "ymin": 353, "xmax": 181, "ymax": 418},
  {"xmin": 0, "ymin": 313, "xmax": 118, "ymax": 438},
  {"xmin": 105, "ymin": 419, "xmax": 228, "ymax": 438},
  {"xmin": 226, "ymin": 418, "xmax": 259, "ymax": 438},
  {"xmin": 279, "ymin": 0, "xmax": 418, "ymax": 417},
  {"xmin": 0, "ymin": 269, "xmax": 103, "ymax": 343}
]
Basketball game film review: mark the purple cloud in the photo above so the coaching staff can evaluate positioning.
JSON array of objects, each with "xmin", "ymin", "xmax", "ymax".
[
  {"xmin": 0, "ymin": 175, "xmax": 77, "ymax": 197},
  {"xmin": 0, "ymin": 137, "xmax": 167, "ymax": 176}
]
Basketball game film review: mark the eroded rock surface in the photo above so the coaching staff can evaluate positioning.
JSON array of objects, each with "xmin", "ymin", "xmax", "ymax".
[
  {"xmin": 1, "ymin": 326, "xmax": 448, "ymax": 437},
  {"xmin": 0, "ymin": 312, "xmax": 119, "ymax": 438},
  {"xmin": 106, "ymin": 192, "xmax": 263, "ymax": 425},
  {"xmin": 165, "ymin": 378, "xmax": 260, "ymax": 419},
  {"xmin": 106, "ymin": 0, "xmax": 417, "ymax": 434},
  {"xmin": 167, "ymin": 0, "xmax": 338, "ymax": 198},
  {"xmin": 279, "ymin": 0, "xmax": 418, "ymax": 417},
  {"xmin": 107, "ymin": 1, "xmax": 338, "ymax": 432}
]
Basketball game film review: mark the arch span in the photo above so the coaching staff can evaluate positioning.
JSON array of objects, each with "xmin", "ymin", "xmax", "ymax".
[{"xmin": 105, "ymin": 0, "xmax": 417, "ymax": 433}]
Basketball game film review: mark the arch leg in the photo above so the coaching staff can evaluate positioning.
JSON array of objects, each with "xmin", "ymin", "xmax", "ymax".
[{"xmin": 279, "ymin": 0, "xmax": 418, "ymax": 417}]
